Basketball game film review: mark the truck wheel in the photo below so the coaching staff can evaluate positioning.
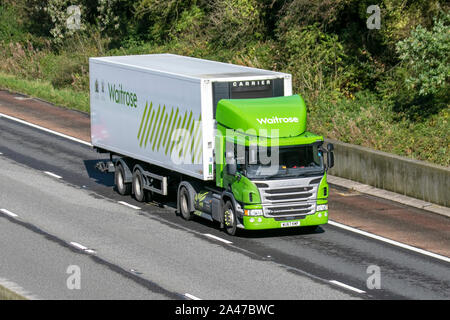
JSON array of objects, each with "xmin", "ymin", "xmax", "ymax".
[
  {"xmin": 223, "ymin": 201, "xmax": 237, "ymax": 236},
  {"xmin": 179, "ymin": 186, "xmax": 193, "ymax": 220},
  {"xmin": 115, "ymin": 163, "xmax": 131, "ymax": 195},
  {"xmin": 132, "ymin": 169, "xmax": 149, "ymax": 202}
]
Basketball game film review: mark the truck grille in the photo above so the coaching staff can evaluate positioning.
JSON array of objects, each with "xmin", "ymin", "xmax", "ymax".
[
  {"xmin": 264, "ymin": 203, "xmax": 315, "ymax": 216},
  {"xmin": 254, "ymin": 176, "xmax": 322, "ymax": 218}
]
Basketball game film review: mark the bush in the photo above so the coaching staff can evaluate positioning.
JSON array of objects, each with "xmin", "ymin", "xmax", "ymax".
[
  {"xmin": 396, "ymin": 12, "xmax": 449, "ymax": 97},
  {"xmin": 207, "ymin": 0, "xmax": 264, "ymax": 48},
  {"xmin": 278, "ymin": 25, "xmax": 352, "ymax": 100}
]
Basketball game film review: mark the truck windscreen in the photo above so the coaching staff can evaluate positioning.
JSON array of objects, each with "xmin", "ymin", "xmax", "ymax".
[{"xmin": 239, "ymin": 144, "xmax": 324, "ymax": 180}]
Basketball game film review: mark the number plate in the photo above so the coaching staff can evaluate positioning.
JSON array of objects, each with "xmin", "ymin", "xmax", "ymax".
[{"xmin": 281, "ymin": 221, "xmax": 300, "ymax": 228}]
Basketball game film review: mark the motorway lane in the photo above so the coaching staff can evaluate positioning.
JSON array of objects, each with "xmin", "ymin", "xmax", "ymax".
[
  {"xmin": 0, "ymin": 215, "xmax": 172, "ymax": 300},
  {"xmin": 1, "ymin": 115, "xmax": 449, "ymax": 299},
  {"xmin": 0, "ymin": 155, "xmax": 355, "ymax": 300}
]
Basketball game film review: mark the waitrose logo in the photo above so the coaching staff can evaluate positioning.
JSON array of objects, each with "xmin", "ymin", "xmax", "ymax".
[
  {"xmin": 256, "ymin": 116, "xmax": 299, "ymax": 124},
  {"xmin": 108, "ymin": 83, "xmax": 138, "ymax": 108}
]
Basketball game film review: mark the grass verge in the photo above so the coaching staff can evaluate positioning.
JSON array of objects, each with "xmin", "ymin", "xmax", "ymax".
[
  {"xmin": 0, "ymin": 284, "xmax": 26, "ymax": 300},
  {"xmin": 0, "ymin": 72, "xmax": 89, "ymax": 113}
]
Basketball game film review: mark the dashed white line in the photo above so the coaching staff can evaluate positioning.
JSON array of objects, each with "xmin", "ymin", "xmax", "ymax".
[
  {"xmin": 118, "ymin": 201, "xmax": 141, "ymax": 210},
  {"xmin": 0, "ymin": 112, "xmax": 92, "ymax": 147},
  {"xmin": 328, "ymin": 220, "xmax": 450, "ymax": 263},
  {"xmin": 70, "ymin": 242, "xmax": 88, "ymax": 250},
  {"xmin": 0, "ymin": 208, "xmax": 19, "ymax": 218},
  {"xmin": 184, "ymin": 293, "xmax": 202, "ymax": 300},
  {"xmin": 69, "ymin": 242, "xmax": 95, "ymax": 254},
  {"xmin": 329, "ymin": 280, "xmax": 366, "ymax": 294},
  {"xmin": 203, "ymin": 233, "xmax": 233, "ymax": 244},
  {"xmin": 44, "ymin": 171, "xmax": 62, "ymax": 179}
]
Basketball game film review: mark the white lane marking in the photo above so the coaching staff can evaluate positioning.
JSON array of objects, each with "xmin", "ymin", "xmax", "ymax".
[
  {"xmin": 0, "ymin": 277, "xmax": 40, "ymax": 300},
  {"xmin": 0, "ymin": 208, "xmax": 19, "ymax": 218},
  {"xmin": 329, "ymin": 280, "xmax": 366, "ymax": 294},
  {"xmin": 118, "ymin": 201, "xmax": 141, "ymax": 210},
  {"xmin": 328, "ymin": 220, "xmax": 450, "ymax": 263},
  {"xmin": 203, "ymin": 233, "xmax": 233, "ymax": 244},
  {"xmin": 70, "ymin": 242, "xmax": 88, "ymax": 250},
  {"xmin": 0, "ymin": 152, "xmax": 3, "ymax": 155},
  {"xmin": 69, "ymin": 242, "xmax": 96, "ymax": 254},
  {"xmin": 44, "ymin": 171, "xmax": 62, "ymax": 179},
  {"xmin": 14, "ymin": 97, "xmax": 32, "ymax": 101},
  {"xmin": 184, "ymin": 293, "xmax": 202, "ymax": 300},
  {"xmin": 0, "ymin": 112, "xmax": 92, "ymax": 147}
]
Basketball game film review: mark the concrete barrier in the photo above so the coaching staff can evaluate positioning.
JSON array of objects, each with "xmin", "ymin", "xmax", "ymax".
[{"xmin": 325, "ymin": 139, "xmax": 450, "ymax": 208}]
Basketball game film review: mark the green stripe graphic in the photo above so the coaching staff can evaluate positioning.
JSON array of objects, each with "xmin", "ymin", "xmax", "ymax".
[
  {"xmin": 139, "ymin": 102, "xmax": 153, "ymax": 147},
  {"xmin": 166, "ymin": 112, "xmax": 181, "ymax": 155},
  {"xmin": 180, "ymin": 111, "xmax": 193, "ymax": 158},
  {"xmin": 137, "ymin": 102, "xmax": 149, "ymax": 139},
  {"xmin": 137, "ymin": 103, "xmax": 202, "ymax": 164},
  {"xmin": 170, "ymin": 111, "xmax": 188, "ymax": 156},
  {"xmin": 152, "ymin": 105, "xmax": 166, "ymax": 150},
  {"xmin": 144, "ymin": 108, "xmax": 156, "ymax": 148},
  {"xmin": 156, "ymin": 110, "xmax": 169, "ymax": 151},
  {"xmin": 160, "ymin": 108, "xmax": 174, "ymax": 151}
]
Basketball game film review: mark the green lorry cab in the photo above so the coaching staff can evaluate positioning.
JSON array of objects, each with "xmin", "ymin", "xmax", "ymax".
[{"xmin": 183, "ymin": 95, "xmax": 334, "ymax": 235}]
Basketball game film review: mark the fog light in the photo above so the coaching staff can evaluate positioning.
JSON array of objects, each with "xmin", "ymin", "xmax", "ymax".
[
  {"xmin": 258, "ymin": 218, "xmax": 262, "ymax": 222},
  {"xmin": 249, "ymin": 218, "xmax": 255, "ymax": 223}
]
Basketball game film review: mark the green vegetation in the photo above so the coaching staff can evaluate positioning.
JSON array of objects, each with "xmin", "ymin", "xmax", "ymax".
[
  {"xmin": 0, "ymin": 284, "xmax": 26, "ymax": 300},
  {"xmin": 0, "ymin": 0, "xmax": 448, "ymax": 166}
]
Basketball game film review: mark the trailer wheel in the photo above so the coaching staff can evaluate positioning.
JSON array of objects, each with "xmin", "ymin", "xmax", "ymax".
[
  {"xmin": 115, "ymin": 163, "xmax": 131, "ymax": 195},
  {"xmin": 179, "ymin": 186, "xmax": 193, "ymax": 220},
  {"xmin": 132, "ymin": 169, "xmax": 150, "ymax": 202},
  {"xmin": 223, "ymin": 201, "xmax": 237, "ymax": 236}
]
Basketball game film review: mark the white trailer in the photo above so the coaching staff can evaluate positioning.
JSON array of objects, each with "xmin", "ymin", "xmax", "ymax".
[{"xmin": 89, "ymin": 54, "xmax": 291, "ymax": 190}]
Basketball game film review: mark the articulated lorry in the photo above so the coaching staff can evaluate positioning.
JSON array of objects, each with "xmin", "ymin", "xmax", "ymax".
[{"xmin": 90, "ymin": 54, "xmax": 334, "ymax": 235}]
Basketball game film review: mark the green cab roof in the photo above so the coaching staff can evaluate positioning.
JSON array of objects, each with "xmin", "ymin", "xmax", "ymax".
[{"xmin": 216, "ymin": 95, "xmax": 307, "ymax": 138}]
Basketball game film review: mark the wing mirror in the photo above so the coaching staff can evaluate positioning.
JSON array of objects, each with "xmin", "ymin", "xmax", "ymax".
[{"xmin": 326, "ymin": 143, "xmax": 335, "ymax": 169}]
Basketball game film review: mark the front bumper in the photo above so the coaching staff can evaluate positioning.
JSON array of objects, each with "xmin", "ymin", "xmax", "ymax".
[{"xmin": 242, "ymin": 210, "xmax": 328, "ymax": 230}]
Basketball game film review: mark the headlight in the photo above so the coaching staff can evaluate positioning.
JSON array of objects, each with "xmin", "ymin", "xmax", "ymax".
[
  {"xmin": 316, "ymin": 204, "xmax": 328, "ymax": 212},
  {"xmin": 244, "ymin": 209, "xmax": 263, "ymax": 216}
]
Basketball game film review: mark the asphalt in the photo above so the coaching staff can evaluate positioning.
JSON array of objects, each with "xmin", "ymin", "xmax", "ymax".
[{"xmin": 1, "ymin": 112, "xmax": 449, "ymax": 300}]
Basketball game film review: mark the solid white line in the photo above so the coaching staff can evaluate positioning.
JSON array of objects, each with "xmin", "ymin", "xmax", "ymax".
[
  {"xmin": 203, "ymin": 233, "xmax": 233, "ymax": 244},
  {"xmin": 0, "ymin": 277, "xmax": 40, "ymax": 300},
  {"xmin": 328, "ymin": 220, "xmax": 450, "ymax": 263},
  {"xmin": 0, "ymin": 112, "xmax": 92, "ymax": 147},
  {"xmin": 184, "ymin": 293, "xmax": 202, "ymax": 300},
  {"xmin": 118, "ymin": 201, "xmax": 141, "ymax": 210},
  {"xmin": 44, "ymin": 171, "xmax": 62, "ymax": 179},
  {"xmin": 0, "ymin": 208, "xmax": 18, "ymax": 218},
  {"xmin": 329, "ymin": 280, "xmax": 366, "ymax": 294}
]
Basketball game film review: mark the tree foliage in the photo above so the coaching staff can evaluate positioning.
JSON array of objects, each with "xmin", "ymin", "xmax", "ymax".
[{"xmin": 396, "ymin": 12, "xmax": 449, "ymax": 96}]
